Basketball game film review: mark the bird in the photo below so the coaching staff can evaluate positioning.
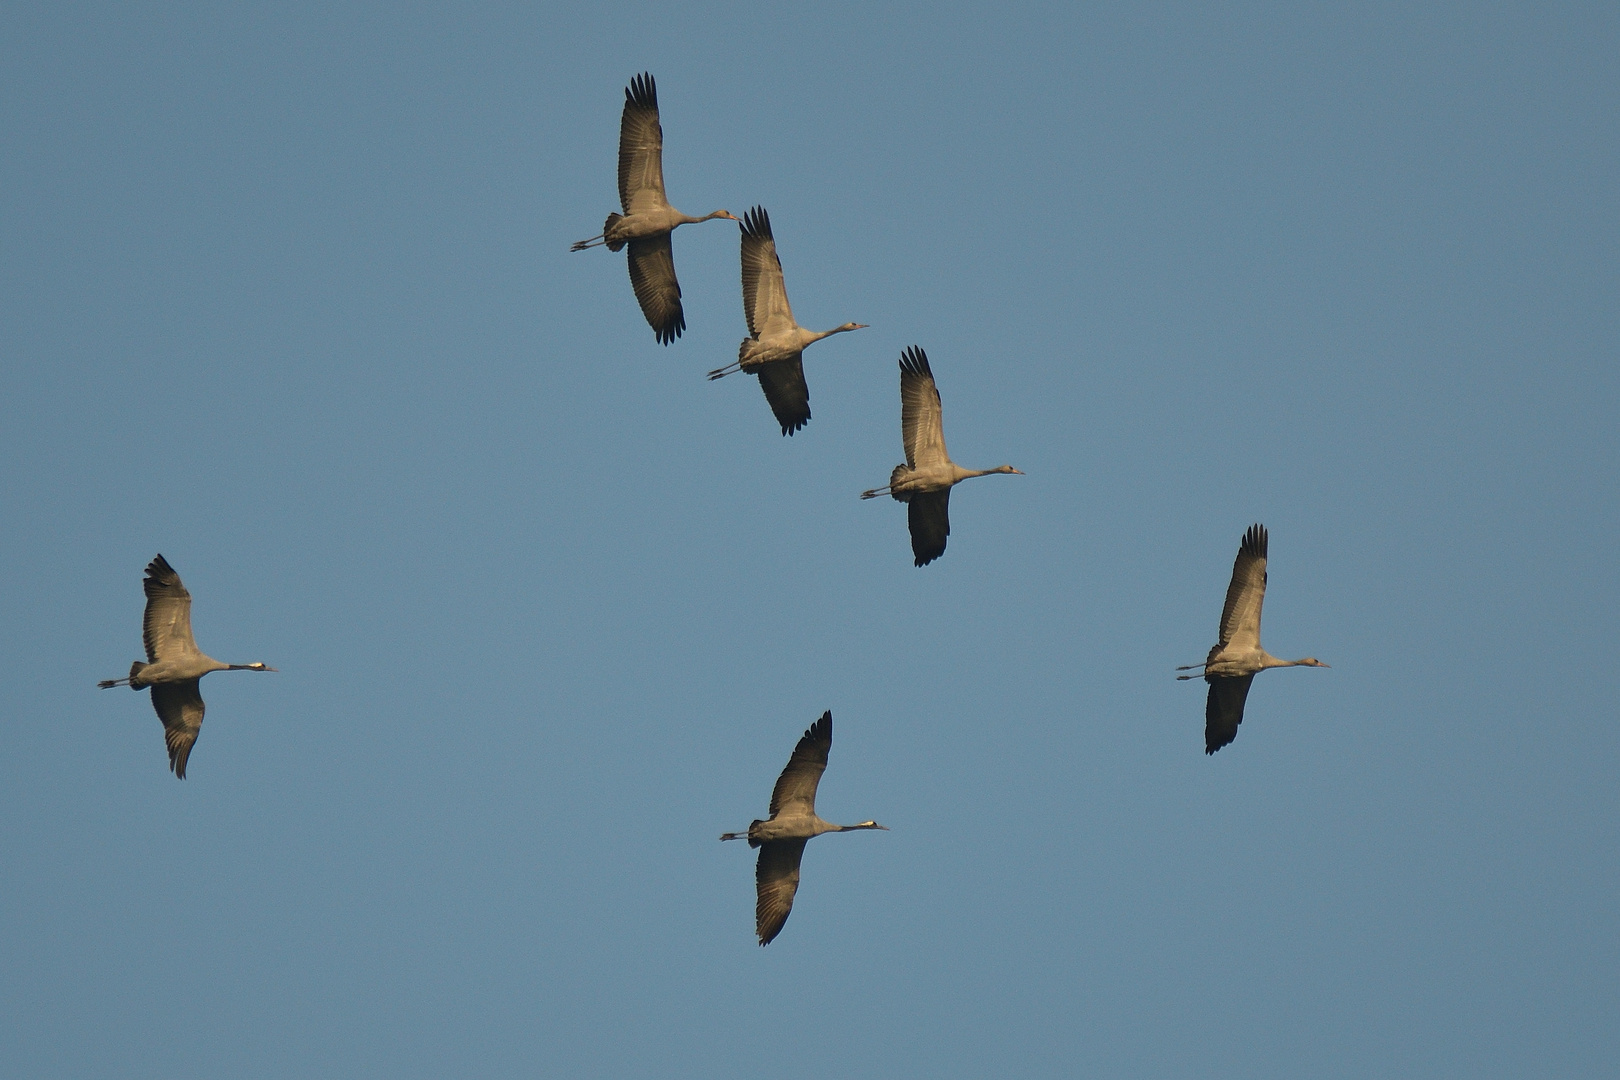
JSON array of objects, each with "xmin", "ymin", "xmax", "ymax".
[
  {"xmin": 571, "ymin": 73, "xmax": 739, "ymax": 344},
  {"xmin": 705, "ymin": 206, "xmax": 867, "ymax": 435},
  {"xmin": 1177, "ymin": 524, "xmax": 1329, "ymax": 754},
  {"xmin": 860, "ymin": 346, "xmax": 1023, "ymax": 566},
  {"xmin": 721, "ymin": 711, "xmax": 887, "ymax": 945},
  {"xmin": 98, "ymin": 555, "xmax": 275, "ymax": 778}
]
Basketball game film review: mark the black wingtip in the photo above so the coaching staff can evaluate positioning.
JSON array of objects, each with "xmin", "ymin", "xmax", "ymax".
[
  {"xmin": 655, "ymin": 313, "xmax": 686, "ymax": 345},
  {"xmin": 1241, "ymin": 523, "xmax": 1268, "ymax": 559},
  {"xmin": 899, "ymin": 345, "xmax": 931, "ymax": 377},
  {"xmin": 806, "ymin": 710, "xmax": 831, "ymax": 744},
  {"xmin": 625, "ymin": 72, "xmax": 657, "ymax": 109},
  {"xmin": 740, "ymin": 205, "xmax": 772, "ymax": 239},
  {"xmin": 145, "ymin": 554, "xmax": 175, "ymax": 579}
]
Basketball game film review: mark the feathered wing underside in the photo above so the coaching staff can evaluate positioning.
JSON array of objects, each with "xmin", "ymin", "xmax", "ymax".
[
  {"xmin": 617, "ymin": 73, "xmax": 666, "ymax": 215},
  {"xmin": 141, "ymin": 554, "xmax": 196, "ymax": 663},
  {"xmin": 151, "ymin": 678, "xmax": 206, "ymax": 778},
  {"xmin": 769, "ymin": 711, "xmax": 832, "ymax": 817},
  {"xmin": 1205, "ymin": 674, "xmax": 1255, "ymax": 755},
  {"xmin": 739, "ymin": 207, "xmax": 795, "ymax": 339},
  {"xmin": 756, "ymin": 356, "xmax": 811, "ymax": 435},
  {"xmin": 907, "ymin": 489, "xmax": 951, "ymax": 566},
  {"xmin": 626, "ymin": 233, "xmax": 685, "ymax": 344},
  {"xmin": 755, "ymin": 839, "xmax": 808, "ymax": 945},
  {"xmin": 899, "ymin": 346, "xmax": 948, "ymax": 469},
  {"xmin": 1218, "ymin": 524, "xmax": 1268, "ymax": 650}
]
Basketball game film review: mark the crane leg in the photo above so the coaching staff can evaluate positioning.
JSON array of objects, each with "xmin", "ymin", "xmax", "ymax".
[
  {"xmin": 859, "ymin": 486, "xmax": 891, "ymax": 499},
  {"xmin": 706, "ymin": 363, "xmax": 741, "ymax": 380},
  {"xmin": 570, "ymin": 235, "xmax": 606, "ymax": 251}
]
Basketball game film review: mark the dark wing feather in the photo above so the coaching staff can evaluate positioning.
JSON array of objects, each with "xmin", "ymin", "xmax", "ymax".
[
  {"xmin": 142, "ymin": 554, "xmax": 196, "ymax": 662},
  {"xmin": 1204, "ymin": 674, "xmax": 1254, "ymax": 755},
  {"xmin": 151, "ymin": 678, "xmax": 206, "ymax": 778},
  {"xmin": 899, "ymin": 346, "xmax": 948, "ymax": 469},
  {"xmin": 756, "ymin": 356, "xmax": 811, "ymax": 435},
  {"xmin": 769, "ymin": 711, "xmax": 832, "ymax": 818},
  {"xmin": 626, "ymin": 234, "xmax": 685, "ymax": 344},
  {"xmin": 1218, "ymin": 524, "xmax": 1268, "ymax": 650},
  {"xmin": 617, "ymin": 73, "xmax": 666, "ymax": 215},
  {"xmin": 907, "ymin": 489, "xmax": 951, "ymax": 566},
  {"xmin": 755, "ymin": 839, "xmax": 808, "ymax": 945},
  {"xmin": 739, "ymin": 206, "xmax": 794, "ymax": 338}
]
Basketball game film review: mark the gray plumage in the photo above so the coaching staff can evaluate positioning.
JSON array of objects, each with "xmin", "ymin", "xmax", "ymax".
[
  {"xmin": 1177, "ymin": 525, "xmax": 1329, "ymax": 753},
  {"xmin": 98, "ymin": 555, "xmax": 275, "ymax": 778},
  {"xmin": 721, "ymin": 712, "xmax": 887, "ymax": 945}
]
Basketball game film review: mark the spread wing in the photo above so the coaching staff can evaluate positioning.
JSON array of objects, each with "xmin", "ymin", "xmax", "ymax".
[
  {"xmin": 141, "ymin": 554, "xmax": 197, "ymax": 663},
  {"xmin": 626, "ymin": 233, "xmax": 685, "ymax": 344},
  {"xmin": 907, "ymin": 489, "xmax": 951, "ymax": 567},
  {"xmin": 754, "ymin": 839, "xmax": 808, "ymax": 945},
  {"xmin": 151, "ymin": 678, "xmax": 206, "ymax": 778},
  {"xmin": 1218, "ymin": 524, "xmax": 1268, "ymax": 650},
  {"xmin": 756, "ymin": 356, "xmax": 811, "ymax": 436},
  {"xmin": 899, "ymin": 346, "xmax": 948, "ymax": 469},
  {"xmin": 739, "ymin": 206, "xmax": 795, "ymax": 339},
  {"xmin": 769, "ymin": 711, "xmax": 832, "ymax": 818},
  {"xmin": 1204, "ymin": 674, "xmax": 1255, "ymax": 755},
  {"xmin": 617, "ymin": 72, "xmax": 667, "ymax": 215}
]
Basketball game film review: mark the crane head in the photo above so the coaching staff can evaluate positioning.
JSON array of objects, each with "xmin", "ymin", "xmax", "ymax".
[{"xmin": 1298, "ymin": 658, "xmax": 1329, "ymax": 668}]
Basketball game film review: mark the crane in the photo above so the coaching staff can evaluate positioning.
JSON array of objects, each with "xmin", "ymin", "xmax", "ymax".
[
  {"xmin": 860, "ymin": 346, "xmax": 1022, "ymax": 565},
  {"xmin": 98, "ymin": 555, "xmax": 275, "ymax": 778},
  {"xmin": 705, "ymin": 206, "xmax": 866, "ymax": 435},
  {"xmin": 721, "ymin": 711, "xmax": 887, "ymax": 945},
  {"xmin": 1178, "ymin": 524, "xmax": 1329, "ymax": 754},
  {"xmin": 571, "ymin": 73, "xmax": 739, "ymax": 344}
]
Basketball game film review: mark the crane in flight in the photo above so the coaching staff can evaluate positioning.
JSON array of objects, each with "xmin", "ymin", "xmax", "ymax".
[
  {"xmin": 705, "ymin": 206, "xmax": 866, "ymax": 435},
  {"xmin": 861, "ymin": 346, "xmax": 1022, "ymax": 565},
  {"xmin": 721, "ymin": 712, "xmax": 887, "ymax": 945},
  {"xmin": 1178, "ymin": 524, "xmax": 1329, "ymax": 754},
  {"xmin": 99, "ymin": 555, "xmax": 275, "ymax": 778},
  {"xmin": 571, "ymin": 73, "xmax": 738, "ymax": 344}
]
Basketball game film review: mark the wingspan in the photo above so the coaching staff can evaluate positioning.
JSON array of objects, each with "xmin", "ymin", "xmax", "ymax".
[
  {"xmin": 756, "ymin": 356, "xmax": 811, "ymax": 435},
  {"xmin": 769, "ymin": 711, "xmax": 832, "ymax": 818},
  {"xmin": 1218, "ymin": 524, "xmax": 1268, "ymax": 651},
  {"xmin": 907, "ymin": 489, "xmax": 951, "ymax": 566},
  {"xmin": 617, "ymin": 72, "xmax": 666, "ymax": 215},
  {"xmin": 1204, "ymin": 674, "xmax": 1254, "ymax": 755},
  {"xmin": 151, "ymin": 678, "xmax": 206, "ymax": 778},
  {"xmin": 626, "ymin": 233, "xmax": 685, "ymax": 344},
  {"xmin": 899, "ymin": 346, "xmax": 948, "ymax": 469},
  {"xmin": 142, "ymin": 554, "xmax": 197, "ymax": 663},
  {"xmin": 755, "ymin": 839, "xmax": 809, "ymax": 945},
  {"xmin": 739, "ymin": 206, "xmax": 795, "ymax": 339}
]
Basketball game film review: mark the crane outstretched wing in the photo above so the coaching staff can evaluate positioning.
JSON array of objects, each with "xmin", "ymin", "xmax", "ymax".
[
  {"xmin": 142, "ymin": 554, "xmax": 197, "ymax": 663},
  {"xmin": 1218, "ymin": 524, "xmax": 1268, "ymax": 650},
  {"xmin": 769, "ymin": 711, "xmax": 832, "ymax": 818},
  {"xmin": 756, "ymin": 356, "xmax": 811, "ymax": 436},
  {"xmin": 899, "ymin": 346, "xmax": 948, "ymax": 469},
  {"xmin": 754, "ymin": 839, "xmax": 808, "ymax": 945},
  {"xmin": 907, "ymin": 489, "xmax": 951, "ymax": 566},
  {"xmin": 151, "ymin": 678, "xmax": 206, "ymax": 778},
  {"xmin": 618, "ymin": 72, "xmax": 667, "ymax": 215},
  {"xmin": 1204, "ymin": 674, "xmax": 1254, "ymax": 755},
  {"xmin": 626, "ymin": 233, "xmax": 685, "ymax": 344},
  {"xmin": 739, "ymin": 206, "xmax": 795, "ymax": 339}
]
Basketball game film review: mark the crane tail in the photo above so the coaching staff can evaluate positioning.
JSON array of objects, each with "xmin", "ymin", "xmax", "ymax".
[{"xmin": 603, "ymin": 213, "xmax": 626, "ymax": 252}]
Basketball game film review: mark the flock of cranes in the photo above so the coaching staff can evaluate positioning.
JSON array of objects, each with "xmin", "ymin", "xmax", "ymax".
[{"xmin": 97, "ymin": 73, "xmax": 1330, "ymax": 947}]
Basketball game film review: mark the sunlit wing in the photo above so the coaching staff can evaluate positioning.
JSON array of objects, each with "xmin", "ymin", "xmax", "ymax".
[
  {"xmin": 626, "ymin": 233, "xmax": 685, "ymax": 344},
  {"xmin": 1204, "ymin": 674, "xmax": 1254, "ymax": 755},
  {"xmin": 754, "ymin": 838, "xmax": 808, "ymax": 945},
  {"xmin": 756, "ymin": 356, "xmax": 811, "ymax": 436},
  {"xmin": 151, "ymin": 678, "xmax": 206, "ymax": 778},
  {"xmin": 769, "ymin": 711, "xmax": 832, "ymax": 818},
  {"xmin": 899, "ymin": 346, "xmax": 948, "ymax": 469},
  {"xmin": 1218, "ymin": 524, "xmax": 1268, "ymax": 650},
  {"xmin": 907, "ymin": 489, "xmax": 951, "ymax": 567},
  {"xmin": 739, "ymin": 206, "xmax": 795, "ymax": 339},
  {"xmin": 617, "ymin": 72, "xmax": 667, "ymax": 215},
  {"xmin": 141, "ymin": 554, "xmax": 197, "ymax": 663}
]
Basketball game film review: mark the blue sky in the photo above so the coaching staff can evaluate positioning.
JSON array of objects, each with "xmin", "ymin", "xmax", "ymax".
[{"xmin": 2, "ymin": 2, "xmax": 1616, "ymax": 1076}]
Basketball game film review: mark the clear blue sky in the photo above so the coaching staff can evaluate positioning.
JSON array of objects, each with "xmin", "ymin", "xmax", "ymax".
[{"xmin": 2, "ymin": 2, "xmax": 1617, "ymax": 1076}]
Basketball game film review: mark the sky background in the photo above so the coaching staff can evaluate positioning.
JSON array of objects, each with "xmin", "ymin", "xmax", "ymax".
[{"xmin": 2, "ymin": 2, "xmax": 1617, "ymax": 1077}]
